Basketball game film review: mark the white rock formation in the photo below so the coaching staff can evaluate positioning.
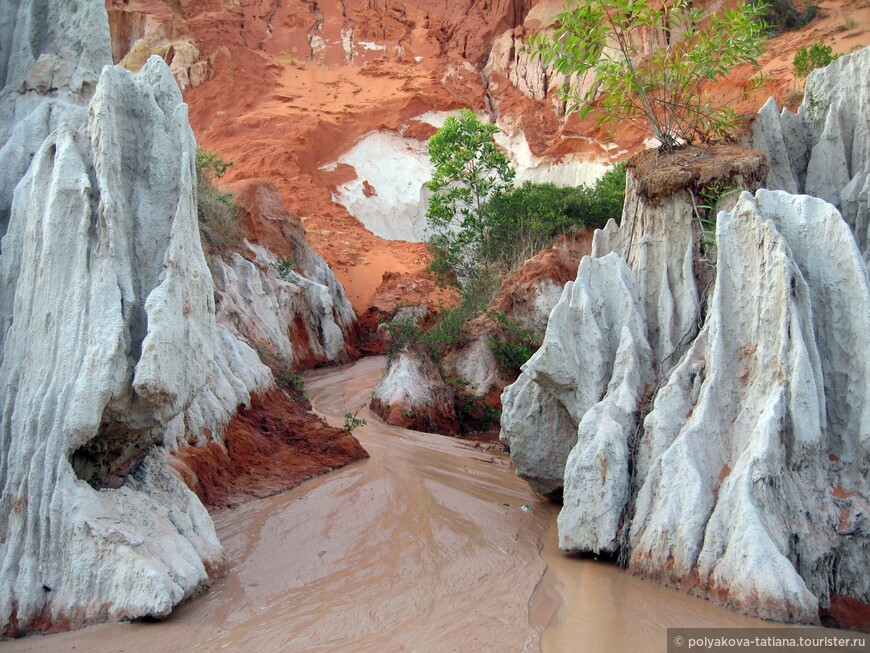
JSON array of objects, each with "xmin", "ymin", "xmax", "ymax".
[
  {"xmin": 501, "ymin": 254, "xmax": 654, "ymax": 498},
  {"xmin": 164, "ymin": 324, "xmax": 272, "ymax": 451},
  {"xmin": 501, "ymin": 50, "xmax": 870, "ymax": 617},
  {"xmin": 0, "ymin": 0, "xmax": 358, "ymax": 636},
  {"xmin": 630, "ymin": 190, "xmax": 870, "ymax": 622},
  {"xmin": 331, "ymin": 130, "xmax": 432, "ymax": 242},
  {"xmin": 370, "ymin": 349, "xmax": 459, "ymax": 435},
  {"xmin": 503, "ymin": 181, "xmax": 870, "ymax": 621},
  {"xmin": 212, "ymin": 243, "xmax": 355, "ymax": 371},
  {"xmin": 0, "ymin": 53, "xmax": 225, "ymax": 633},
  {"xmin": 0, "ymin": 0, "xmax": 112, "ymax": 240},
  {"xmin": 750, "ymin": 46, "xmax": 870, "ymax": 262}
]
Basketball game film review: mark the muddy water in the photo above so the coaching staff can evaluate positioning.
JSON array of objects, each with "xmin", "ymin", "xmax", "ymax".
[{"xmin": 6, "ymin": 357, "xmax": 785, "ymax": 652}]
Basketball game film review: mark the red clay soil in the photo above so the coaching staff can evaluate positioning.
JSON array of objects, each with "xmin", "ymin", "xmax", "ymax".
[
  {"xmin": 488, "ymin": 229, "xmax": 592, "ymax": 318},
  {"xmin": 823, "ymin": 595, "xmax": 870, "ymax": 631},
  {"xmin": 171, "ymin": 389, "xmax": 368, "ymax": 510},
  {"xmin": 105, "ymin": 0, "xmax": 870, "ymax": 314},
  {"xmin": 626, "ymin": 144, "xmax": 768, "ymax": 203}
]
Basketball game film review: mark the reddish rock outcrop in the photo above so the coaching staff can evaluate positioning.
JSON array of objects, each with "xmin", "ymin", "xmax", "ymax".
[
  {"xmin": 105, "ymin": 0, "xmax": 869, "ymax": 316},
  {"xmin": 172, "ymin": 388, "xmax": 368, "ymax": 510},
  {"xmin": 441, "ymin": 231, "xmax": 592, "ymax": 403}
]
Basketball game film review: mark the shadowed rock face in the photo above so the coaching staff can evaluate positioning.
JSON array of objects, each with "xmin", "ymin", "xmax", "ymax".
[
  {"xmin": 371, "ymin": 348, "xmax": 460, "ymax": 436},
  {"xmin": 630, "ymin": 190, "xmax": 870, "ymax": 623},
  {"xmin": 502, "ymin": 49, "xmax": 870, "ymax": 620}
]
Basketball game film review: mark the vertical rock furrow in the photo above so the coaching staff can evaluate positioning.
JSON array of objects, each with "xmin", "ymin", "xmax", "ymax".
[
  {"xmin": 500, "ymin": 253, "xmax": 654, "ymax": 499},
  {"xmin": 503, "ymin": 171, "xmax": 870, "ymax": 620},
  {"xmin": 629, "ymin": 192, "xmax": 831, "ymax": 622},
  {"xmin": 592, "ymin": 175, "xmax": 700, "ymax": 371},
  {"xmin": 0, "ymin": 44, "xmax": 224, "ymax": 633}
]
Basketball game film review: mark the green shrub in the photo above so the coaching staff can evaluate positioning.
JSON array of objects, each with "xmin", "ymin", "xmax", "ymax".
[
  {"xmin": 452, "ymin": 380, "xmax": 501, "ymax": 434},
  {"xmin": 793, "ymin": 40, "xmax": 839, "ymax": 79},
  {"xmin": 271, "ymin": 256, "xmax": 297, "ymax": 280},
  {"xmin": 344, "ymin": 404, "xmax": 367, "ymax": 432},
  {"xmin": 196, "ymin": 147, "xmax": 243, "ymax": 255},
  {"xmin": 479, "ymin": 163, "xmax": 626, "ymax": 272},
  {"xmin": 426, "ymin": 109, "xmax": 515, "ymax": 284},
  {"xmin": 276, "ymin": 369, "xmax": 305, "ymax": 392},
  {"xmin": 383, "ymin": 315, "xmax": 423, "ymax": 359},
  {"xmin": 196, "ymin": 147, "xmax": 234, "ymax": 181},
  {"xmin": 581, "ymin": 163, "xmax": 628, "ymax": 229}
]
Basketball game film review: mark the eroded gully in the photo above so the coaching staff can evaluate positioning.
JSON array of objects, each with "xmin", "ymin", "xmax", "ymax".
[{"xmin": 5, "ymin": 357, "xmax": 781, "ymax": 653}]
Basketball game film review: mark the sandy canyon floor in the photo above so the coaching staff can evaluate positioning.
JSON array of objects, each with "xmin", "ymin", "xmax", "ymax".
[{"xmin": 2, "ymin": 358, "xmax": 804, "ymax": 653}]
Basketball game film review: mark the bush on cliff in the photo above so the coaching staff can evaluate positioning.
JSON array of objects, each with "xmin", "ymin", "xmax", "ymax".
[
  {"xmin": 425, "ymin": 111, "xmax": 626, "ymax": 286},
  {"xmin": 196, "ymin": 146, "xmax": 243, "ymax": 254}
]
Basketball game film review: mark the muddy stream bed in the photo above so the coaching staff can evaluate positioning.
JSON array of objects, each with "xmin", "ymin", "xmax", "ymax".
[{"xmin": 5, "ymin": 357, "xmax": 785, "ymax": 652}]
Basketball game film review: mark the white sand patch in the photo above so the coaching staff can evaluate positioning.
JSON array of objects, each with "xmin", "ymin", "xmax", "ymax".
[
  {"xmin": 330, "ymin": 114, "xmax": 612, "ymax": 243},
  {"xmin": 333, "ymin": 130, "xmax": 433, "ymax": 241}
]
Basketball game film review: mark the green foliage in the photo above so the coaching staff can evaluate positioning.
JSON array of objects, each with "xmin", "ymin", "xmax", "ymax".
[
  {"xmin": 275, "ymin": 368, "xmax": 308, "ymax": 404},
  {"xmin": 428, "ymin": 271, "xmax": 500, "ymax": 347},
  {"xmin": 793, "ymin": 40, "xmax": 839, "ymax": 79},
  {"xmin": 692, "ymin": 182, "xmax": 740, "ymax": 257},
  {"xmin": 479, "ymin": 164, "xmax": 626, "ymax": 272},
  {"xmin": 196, "ymin": 147, "xmax": 242, "ymax": 254},
  {"xmin": 271, "ymin": 256, "xmax": 297, "ymax": 280},
  {"xmin": 381, "ymin": 271, "xmax": 500, "ymax": 361},
  {"xmin": 487, "ymin": 313, "xmax": 540, "ymax": 375},
  {"xmin": 426, "ymin": 109, "xmax": 515, "ymax": 283},
  {"xmin": 452, "ymin": 379, "xmax": 501, "ymax": 434},
  {"xmin": 196, "ymin": 147, "xmax": 234, "ymax": 181},
  {"xmin": 383, "ymin": 314, "xmax": 423, "ymax": 359},
  {"xmin": 528, "ymin": 0, "xmax": 768, "ymax": 149},
  {"xmin": 276, "ymin": 369, "xmax": 306, "ymax": 392},
  {"xmin": 344, "ymin": 403, "xmax": 367, "ymax": 433}
]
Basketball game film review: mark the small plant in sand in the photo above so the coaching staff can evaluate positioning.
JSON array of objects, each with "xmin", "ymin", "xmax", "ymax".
[
  {"xmin": 344, "ymin": 403, "xmax": 367, "ymax": 433},
  {"xmin": 528, "ymin": 0, "xmax": 768, "ymax": 149}
]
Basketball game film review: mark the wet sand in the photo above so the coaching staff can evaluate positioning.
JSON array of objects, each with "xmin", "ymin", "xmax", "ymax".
[{"xmin": 4, "ymin": 357, "xmax": 794, "ymax": 652}]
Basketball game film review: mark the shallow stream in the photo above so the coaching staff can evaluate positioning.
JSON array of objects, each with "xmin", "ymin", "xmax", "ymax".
[{"xmin": 5, "ymin": 357, "xmax": 783, "ymax": 652}]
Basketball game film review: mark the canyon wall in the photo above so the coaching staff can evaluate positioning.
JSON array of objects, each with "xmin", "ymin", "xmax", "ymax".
[
  {"xmin": 0, "ymin": 15, "xmax": 225, "ymax": 629},
  {"xmin": 501, "ymin": 51, "xmax": 870, "ymax": 626},
  {"xmin": 0, "ymin": 0, "xmax": 363, "ymax": 635}
]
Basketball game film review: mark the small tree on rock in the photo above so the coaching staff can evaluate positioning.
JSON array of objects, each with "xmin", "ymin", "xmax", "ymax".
[
  {"xmin": 529, "ymin": 0, "xmax": 768, "ymax": 149},
  {"xmin": 426, "ymin": 109, "xmax": 515, "ymax": 284}
]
